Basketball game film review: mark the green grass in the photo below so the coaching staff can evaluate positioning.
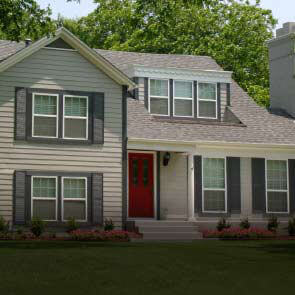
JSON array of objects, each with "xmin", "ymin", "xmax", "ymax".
[{"xmin": 0, "ymin": 240, "xmax": 295, "ymax": 295}]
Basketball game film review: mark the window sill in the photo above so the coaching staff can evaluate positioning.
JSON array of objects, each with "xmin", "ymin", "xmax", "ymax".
[{"xmin": 19, "ymin": 137, "xmax": 96, "ymax": 145}]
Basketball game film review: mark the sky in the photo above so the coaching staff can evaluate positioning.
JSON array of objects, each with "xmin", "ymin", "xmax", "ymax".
[{"xmin": 36, "ymin": 0, "xmax": 295, "ymax": 30}]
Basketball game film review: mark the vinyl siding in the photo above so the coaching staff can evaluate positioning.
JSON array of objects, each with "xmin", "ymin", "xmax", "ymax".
[
  {"xmin": 160, "ymin": 152, "xmax": 188, "ymax": 219},
  {"xmin": 0, "ymin": 48, "xmax": 123, "ymax": 226}
]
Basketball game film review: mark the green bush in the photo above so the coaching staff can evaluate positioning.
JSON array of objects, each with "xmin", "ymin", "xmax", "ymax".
[
  {"xmin": 267, "ymin": 216, "xmax": 279, "ymax": 233},
  {"xmin": 15, "ymin": 226, "xmax": 24, "ymax": 235},
  {"xmin": 0, "ymin": 216, "xmax": 10, "ymax": 233},
  {"xmin": 104, "ymin": 218, "xmax": 114, "ymax": 231},
  {"xmin": 30, "ymin": 217, "xmax": 46, "ymax": 237},
  {"xmin": 240, "ymin": 217, "xmax": 251, "ymax": 230},
  {"xmin": 287, "ymin": 218, "xmax": 295, "ymax": 236},
  {"xmin": 66, "ymin": 217, "xmax": 79, "ymax": 233},
  {"xmin": 217, "ymin": 218, "xmax": 231, "ymax": 232}
]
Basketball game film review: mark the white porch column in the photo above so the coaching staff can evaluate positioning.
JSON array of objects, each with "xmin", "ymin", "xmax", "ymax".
[{"xmin": 187, "ymin": 154, "xmax": 196, "ymax": 221}]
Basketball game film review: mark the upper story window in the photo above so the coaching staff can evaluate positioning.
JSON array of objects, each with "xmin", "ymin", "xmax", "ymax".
[
  {"xmin": 15, "ymin": 87, "xmax": 105, "ymax": 145},
  {"xmin": 266, "ymin": 160, "xmax": 289, "ymax": 213},
  {"xmin": 32, "ymin": 93, "xmax": 59, "ymax": 138},
  {"xmin": 149, "ymin": 79, "xmax": 169, "ymax": 116},
  {"xmin": 197, "ymin": 82, "xmax": 217, "ymax": 119},
  {"xmin": 173, "ymin": 80, "xmax": 193, "ymax": 117},
  {"xmin": 63, "ymin": 95, "xmax": 88, "ymax": 140}
]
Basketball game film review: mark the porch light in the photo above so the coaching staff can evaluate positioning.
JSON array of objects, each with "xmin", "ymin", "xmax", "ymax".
[{"xmin": 163, "ymin": 152, "xmax": 171, "ymax": 166}]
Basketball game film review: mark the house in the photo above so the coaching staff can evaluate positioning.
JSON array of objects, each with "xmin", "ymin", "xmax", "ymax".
[{"xmin": 0, "ymin": 24, "xmax": 295, "ymax": 239}]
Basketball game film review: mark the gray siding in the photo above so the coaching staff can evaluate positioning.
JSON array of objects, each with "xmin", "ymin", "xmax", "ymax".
[
  {"xmin": 160, "ymin": 152, "xmax": 188, "ymax": 219},
  {"xmin": 0, "ymin": 48, "xmax": 123, "ymax": 227}
]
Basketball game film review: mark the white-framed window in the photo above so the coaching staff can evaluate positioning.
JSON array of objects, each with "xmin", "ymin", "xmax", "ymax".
[
  {"xmin": 202, "ymin": 157, "xmax": 227, "ymax": 213},
  {"xmin": 63, "ymin": 95, "xmax": 88, "ymax": 140},
  {"xmin": 197, "ymin": 82, "xmax": 217, "ymax": 119},
  {"xmin": 62, "ymin": 177, "xmax": 87, "ymax": 222},
  {"xmin": 149, "ymin": 78, "xmax": 169, "ymax": 116},
  {"xmin": 32, "ymin": 93, "xmax": 59, "ymax": 138},
  {"xmin": 266, "ymin": 159, "xmax": 289, "ymax": 213},
  {"xmin": 31, "ymin": 176, "xmax": 58, "ymax": 221},
  {"xmin": 173, "ymin": 80, "xmax": 194, "ymax": 117}
]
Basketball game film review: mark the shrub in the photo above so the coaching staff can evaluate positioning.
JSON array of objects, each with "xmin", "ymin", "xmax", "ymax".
[
  {"xmin": 240, "ymin": 217, "xmax": 251, "ymax": 230},
  {"xmin": 217, "ymin": 218, "xmax": 231, "ymax": 231},
  {"xmin": 287, "ymin": 217, "xmax": 295, "ymax": 236},
  {"xmin": 66, "ymin": 217, "xmax": 79, "ymax": 233},
  {"xmin": 69, "ymin": 230, "xmax": 130, "ymax": 242},
  {"xmin": 203, "ymin": 227, "xmax": 275, "ymax": 239},
  {"xmin": 267, "ymin": 215, "xmax": 279, "ymax": 233},
  {"xmin": 30, "ymin": 217, "xmax": 46, "ymax": 237},
  {"xmin": 0, "ymin": 216, "xmax": 10, "ymax": 233},
  {"xmin": 104, "ymin": 218, "xmax": 114, "ymax": 231},
  {"xmin": 15, "ymin": 226, "xmax": 24, "ymax": 235}
]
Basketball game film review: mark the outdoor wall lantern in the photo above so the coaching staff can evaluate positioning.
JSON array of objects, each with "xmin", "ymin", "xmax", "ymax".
[{"xmin": 163, "ymin": 152, "xmax": 171, "ymax": 166}]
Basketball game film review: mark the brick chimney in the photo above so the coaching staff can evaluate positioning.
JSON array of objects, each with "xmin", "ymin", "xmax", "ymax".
[{"xmin": 267, "ymin": 22, "xmax": 295, "ymax": 117}]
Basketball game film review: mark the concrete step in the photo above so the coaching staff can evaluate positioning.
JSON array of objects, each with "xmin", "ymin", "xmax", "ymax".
[
  {"xmin": 135, "ymin": 221, "xmax": 196, "ymax": 227},
  {"xmin": 142, "ymin": 232, "xmax": 202, "ymax": 240},
  {"xmin": 139, "ymin": 226, "xmax": 199, "ymax": 233}
]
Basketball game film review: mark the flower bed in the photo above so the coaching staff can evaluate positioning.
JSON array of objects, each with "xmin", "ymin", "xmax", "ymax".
[
  {"xmin": 202, "ymin": 227, "xmax": 276, "ymax": 240},
  {"xmin": 0, "ymin": 230, "xmax": 140, "ymax": 242}
]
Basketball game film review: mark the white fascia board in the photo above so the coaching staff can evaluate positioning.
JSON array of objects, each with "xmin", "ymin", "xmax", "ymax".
[{"xmin": 126, "ymin": 65, "xmax": 232, "ymax": 83}]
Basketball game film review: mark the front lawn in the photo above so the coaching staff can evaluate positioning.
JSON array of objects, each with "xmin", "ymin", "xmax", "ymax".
[{"xmin": 1, "ymin": 240, "xmax": 295, "ymax": 295}]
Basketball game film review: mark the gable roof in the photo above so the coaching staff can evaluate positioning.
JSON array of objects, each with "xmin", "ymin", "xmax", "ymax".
[
  {"xmin": 0, "ymin": 28, "xmax": 136, "ymax": 89},
  {"xmin": 95, "ymin": 49, "xmax": 222, "ymax": 75}
]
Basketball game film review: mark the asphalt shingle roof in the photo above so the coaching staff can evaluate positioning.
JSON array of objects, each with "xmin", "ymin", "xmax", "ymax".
[{"xmin": 1, "ymin": 40, "xmax": 294, "ymax": 146}]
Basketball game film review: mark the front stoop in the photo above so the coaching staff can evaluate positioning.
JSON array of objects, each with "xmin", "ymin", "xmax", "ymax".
[{"xmin": 134, "ymin": 221, "xmax": 203, "ymax": 241}]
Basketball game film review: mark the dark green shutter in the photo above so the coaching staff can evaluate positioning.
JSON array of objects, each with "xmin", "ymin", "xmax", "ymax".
[
  {"xmin": 193, "ymin": 81, "xmax": 198, "ymax": 118},
  {"xmin": 194, "ymin": 156, "xmax": 202, "ymax": 213},
  {"xmin": 252, "ymin": 158, "xmax": 266, "ymax": 213},
  {"xmin": 169, "ymin": 79, "xmax": 173, "ymax": 117},
  {"xmin": 217, "ymin": 83, "xmax": 221, "ymax": 120},
  {"xmin": 289, "ymin": 160, "xmax": 295, "ymax": 214},
  {"xmin": 92, "ymin": 173, "xmax": 103, "ymax": 225},
  {"xmin": 92, "ymin": 92, "xmax": 104, "ymax": 144},
  {"xmin": 226, "ymin": 83, "xmax": 231, "ymax": 106},
  {"xmin": 14, "ymin": 171, "xmax": 26, "ymax": 225},
  {"xmin": 144, "ymin": 77, "xmax": 149, "ymax": 109},
  {"xmin": 227, "ymin": 157, "xmax": 241, "ymax": 213},
  {"xmin": 15, "ymin": 88, "xmax": 27, "ymax": 140}
]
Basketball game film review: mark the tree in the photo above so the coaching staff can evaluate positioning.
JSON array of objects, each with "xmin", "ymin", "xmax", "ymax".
[
  {"xmin": 63, "ymin": 0, "xmax": 276, "ymax": 107},
  {"xmin": 0, "ymin": 0, "xmax": 57, "ymax": 41}
]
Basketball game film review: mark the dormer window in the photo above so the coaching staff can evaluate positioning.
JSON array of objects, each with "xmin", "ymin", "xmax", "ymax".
[
  {"xmin": 197, "ymin": 82, "xmax": 217, "ymax": 119},
  {"xmin": 149, "ymin": 79, "xmax": 169, "ymax": 116},
  {"xmin": 173, "ymin": 80, "xmax": 194, "ymax": 117}
]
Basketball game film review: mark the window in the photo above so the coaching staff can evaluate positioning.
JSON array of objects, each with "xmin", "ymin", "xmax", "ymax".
[
  {"xmin": 62, "ymin": 177, "xmax": 87, "ymax": 221},
  {"xmin": 202, "ymin": 158, "xmax": 226, "ymax": 212},
  {"xmin": 32, "ymin": 93, "xmax": 58, "ymax": 138},
  {"xmin": 31, "ymin": 176, "xmax": 57, "ymax": 221},
  {"xmin": 63, "ymin": 95, "xmax": 88, "ymax": 140},
  {"xmin": 198, "ymin": 83, "xmax": 217, "ymax": 119},
  {"xmin": 266, "ymin": 160, "xmax": 289, "ymax": 213},
  {"xmin": 149, "ymin": 79, "xmax": 169, "ymax": 115},
  {"xmin": 173, "ymin": 80, "xmax": 193, "ymax": 117}
]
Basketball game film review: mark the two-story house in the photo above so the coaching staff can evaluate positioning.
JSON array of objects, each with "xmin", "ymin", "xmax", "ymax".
[{"xmin": 0, "ymin": 25, "xmax": 295, "ymax": 239}]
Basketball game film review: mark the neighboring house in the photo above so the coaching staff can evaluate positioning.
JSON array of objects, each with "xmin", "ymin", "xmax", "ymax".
[{"xmin": 0, "ymin": 24, "xmax": 295, "ymax": 238}]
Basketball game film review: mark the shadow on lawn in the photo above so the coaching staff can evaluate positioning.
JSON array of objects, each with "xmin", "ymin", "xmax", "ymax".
[
  {"xmin": 244, "ymin": 241, "xmax": 295, "ymax": 256},
  {"xmin": 0, "ymin": 241, "xmax": 136, "ymax": 251}
]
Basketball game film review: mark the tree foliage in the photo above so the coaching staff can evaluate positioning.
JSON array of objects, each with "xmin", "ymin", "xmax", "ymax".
[
  {"xmin": 63, "ymin": 0, "xmax": 276, "ymax": 107},
  {"xmin": 0, "ymin": 0, "xmax": 56, "ymax": 41}
]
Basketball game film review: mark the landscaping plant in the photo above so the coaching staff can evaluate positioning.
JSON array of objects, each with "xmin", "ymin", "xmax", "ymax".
[
  {"xmin": 104, "ymin": 218, "xmax": 114, "ymax": 231},
  {"xmin": 30, "ymin": 217, "xmax": 46, "ymax": 237},
  {"xmin": 267, "ymin": 215, "xmax": 279, "ymax": 233},
  {"xmin": 240, "ymin": 217, "xmax": 251, "ymax": 230},
  {"xmin": 287, "ymin": 217, "xmax": 295, "ymax": 236},
  {"xmin": 0, "ymin": 216, "xmax": 10, "ymax": 233},
  {"xmin": 217, "ymin": 218, "xmax": 231, "ymax": 231},
  {"xmin": 66, "ymin": 217, "xmax": 79, "ymax": 233}
]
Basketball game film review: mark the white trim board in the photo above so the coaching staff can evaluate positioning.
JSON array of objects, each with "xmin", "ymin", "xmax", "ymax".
[{"xmin": 127, "ymin": 65, "xmax": 232, "ymax": 83}]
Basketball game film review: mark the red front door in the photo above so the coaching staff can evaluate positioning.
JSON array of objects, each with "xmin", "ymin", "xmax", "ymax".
[{"xmin": 128, "ymin": 153, "xmax": 154, "ymax": 218}]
